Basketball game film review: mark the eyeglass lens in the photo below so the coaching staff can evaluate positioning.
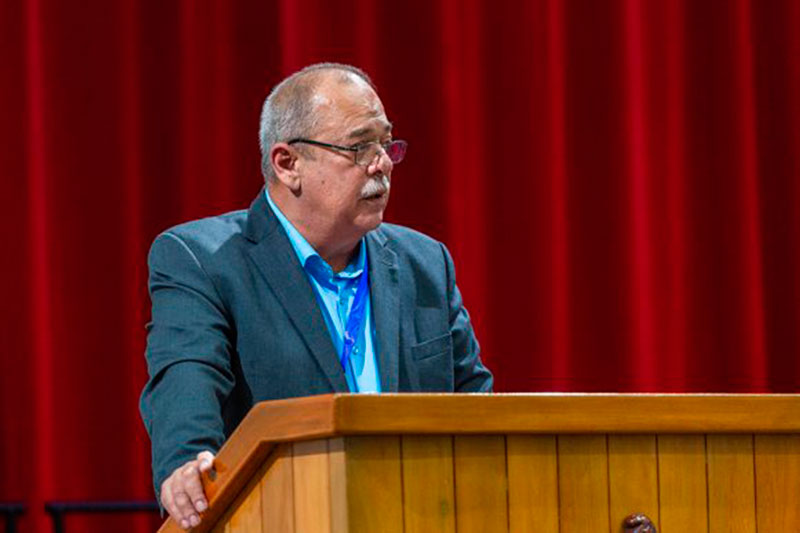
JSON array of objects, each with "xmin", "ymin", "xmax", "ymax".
[{"xmin": 356, "ymin": 141, "xmax": 407, "ymax": 166}]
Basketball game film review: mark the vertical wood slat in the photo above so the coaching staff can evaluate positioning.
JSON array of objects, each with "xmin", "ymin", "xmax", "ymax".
[
  {"xmin": 657, "ymin": 435, "xmax": 708, "ymax": 533},
  {"xmin": 557, "ymin": 435, "xmax": 610, "ymax": 533},
  {"xmin": 341, "ymin": 436, "xmax": 404, "ymax": 533},
  {"xmin": 228, "ymin": 473, "xmax": 264, "ymax": 533},
  {"xmin": 401, "ymin": 435, "xmax": 456, "ymax": 533},
  {"xmin": 212, "ymin": 449, "xmax": 270, "ymax": 533},
  {"xmin": 261, "ymin": 443, "xmax": 295, "ymax": 533},
  {"xmin": 293, "ymin": 439, "xmax": 332, "ymax": 533},
  {"xmin": 607, "ymin": 435, "xmax": 659, "ymax": 529},
  {"xmin": 706, "ymin": 435, "xmax": 756, "ymax": 533},
  {"xmin": 755, "ymin": 435, "xmax": 800, "ymax": 530},
  {"xmin": 328, "ymin": 437, "xmax": 348, "ymax": 533},
  {"xmin": 454, "ymin": 436, "xmax": 508, "ymax": 533},
  {"xmin": 506, "ymin": 435, "xmax": 559, "ymax": 533}
]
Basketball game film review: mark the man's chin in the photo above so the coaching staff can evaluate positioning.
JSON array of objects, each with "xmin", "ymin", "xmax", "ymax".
[
  {"xmin": 366, "ymin": 212, "xmax": 384, "ymax": 230},
  {"xmin": 355, "ymin": 210, "xmax": 385, "ymax": 234}
]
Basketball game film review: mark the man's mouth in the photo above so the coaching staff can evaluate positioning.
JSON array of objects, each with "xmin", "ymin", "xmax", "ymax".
[
  {"xmin": 360, "ymin": 176, "xmax": 390, "ymax": 200},
  {"xmin": 363, "ymin": 189, "xmax": 386, "ymax": 200}
]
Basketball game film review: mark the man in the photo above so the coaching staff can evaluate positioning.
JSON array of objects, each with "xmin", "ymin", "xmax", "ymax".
[{"xmin": 140, "ymin": 63, "xmax": 493, "ymax": 529}]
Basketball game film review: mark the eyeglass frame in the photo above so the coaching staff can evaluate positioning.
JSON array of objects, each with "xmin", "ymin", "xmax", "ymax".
[{"xmin": 286, "ymin": 138, "xmax": 407, "ymax": 167}]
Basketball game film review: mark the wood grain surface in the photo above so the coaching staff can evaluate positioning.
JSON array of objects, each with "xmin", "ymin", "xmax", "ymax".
[
  {"xmin": 608, "ymin": 435, "xmax": 659, "ymax": 529},
  {"xmin": 157, "ymin": 394, "xmax": 800, "ymax": 532},
  {"xmin": 227, "ymin": 470, "xmax": 262, "ymax": 533},
  {"xmin": 292, "ymin": 439, "xmax": 331, "ymax": 533},
  {"xmin": 558, "ymin": 435, "xmax": 610, "ymax": 533},
  {"xmin": 507, "ymin": 435, "xmax": 559, "ymax": 532},
  {"xmin": 260, "ymin": 444, "xmax": 294, "ymax": 533},
  {"xmin": 401, "ymin": 435, "xmax": 456, "ymax": 533},
  {"xmin": 334, "ymin": 394, "xmax": 800, "ymax": 434},
  {"xmin": 657, "ymin": 434, "xmax": 708, "ymax": 533},
  {"xmin": 341, "ymin": 436, "xmax": 404, "ymax": 533},
  {"xmin": 754, "ymin": 434, "xmax": 800, "ymax": 530},
  {"xmin": 707, "ymin": 435, "xmax": 756, "ymax": 533},
  {"xmin": 454, "ymin": 436, "xmax": 508, "ymax": 533}
]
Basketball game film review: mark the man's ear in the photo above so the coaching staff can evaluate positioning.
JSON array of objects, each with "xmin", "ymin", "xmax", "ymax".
[{"xmin": 270, "ymin": 143, "xmax": 301, "ymax": 192}]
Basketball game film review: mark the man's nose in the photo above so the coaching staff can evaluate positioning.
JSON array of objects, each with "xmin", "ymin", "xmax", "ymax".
[{"xmin": 366, "ymin": 148, "xmax": 393, "ymax": 176}]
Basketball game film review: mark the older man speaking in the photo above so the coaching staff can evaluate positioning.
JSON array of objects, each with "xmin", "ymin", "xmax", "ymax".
[{"xmin": 140, "ymin": 63, "xmax": 493, "ymax": 529}]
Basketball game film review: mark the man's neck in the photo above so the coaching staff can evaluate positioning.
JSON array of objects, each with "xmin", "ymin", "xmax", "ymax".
[
  {"xmin": 299, "ymin": 227, "xmax": 361, "ymax": 273},
  {"xmin": 317, "ymin": 242, "xmax": 360, "ymax": 273},
  {"xmin": 269, "ymin": 185, "xmax": 361, "ymax": 273}
]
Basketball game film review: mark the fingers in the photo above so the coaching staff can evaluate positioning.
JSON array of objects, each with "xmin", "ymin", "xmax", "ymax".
[
  {"xmin": 160, "ymin": 478, "xmax": 179, "ymax": 524},
  {"xmin": 162, "ymin": 462, "xmax": 202, "ymax": 529},
  {"xmin": 197, "ymin": 451, "xmax": 215, "ymax": 472},
  {"xmin": 161, "ymin": 453, "xmax": 214, "ymax": 530}
]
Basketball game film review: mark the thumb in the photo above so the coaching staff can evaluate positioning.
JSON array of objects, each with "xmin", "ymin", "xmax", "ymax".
[{"xmin": 196, "ymin": 451, "xmax": 215, "ymax": 471}]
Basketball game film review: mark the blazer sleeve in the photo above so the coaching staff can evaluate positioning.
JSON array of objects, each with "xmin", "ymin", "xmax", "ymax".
[
  {"xmin": 441, "ymin": 243, "xmax": 494, "ymax": 392},
  {"xmin": 139, "ymin": 232, "xmax": 235, "ymax": 497}
]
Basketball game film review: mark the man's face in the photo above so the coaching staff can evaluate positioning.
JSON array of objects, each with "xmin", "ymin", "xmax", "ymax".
[{"xmin": 294, "ymin": 76, "xmax": 394, "ymax": 245}]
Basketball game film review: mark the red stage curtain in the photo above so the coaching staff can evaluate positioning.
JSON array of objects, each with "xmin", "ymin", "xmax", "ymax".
[{"xmin": 1, "ymin": 0, "xmax": 799, "ymax": 531}]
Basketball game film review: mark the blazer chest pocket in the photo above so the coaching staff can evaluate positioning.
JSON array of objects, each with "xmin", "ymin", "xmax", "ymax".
[
  {"xmin": 411, "ymin": 333, "xmax": 452, "ymax": 361},
  {"xmin": 410, "ymin": 334, "xmax": 454, "ymax": 391}
]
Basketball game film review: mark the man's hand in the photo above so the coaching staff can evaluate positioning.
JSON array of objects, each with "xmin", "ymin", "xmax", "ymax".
[{"xmin": 161, "ymin": 451, "xmax": 215, "ymax": 530}]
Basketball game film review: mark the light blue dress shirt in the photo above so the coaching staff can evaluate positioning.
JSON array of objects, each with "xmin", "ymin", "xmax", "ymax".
[{"xmin": 265, "ymin": 190, "xmax": 381, "ymax": 393}]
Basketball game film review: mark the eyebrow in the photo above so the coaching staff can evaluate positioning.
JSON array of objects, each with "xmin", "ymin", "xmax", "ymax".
[{"xmin": 346, "ymin": 121, "xmax": 393, "ymax": 140}]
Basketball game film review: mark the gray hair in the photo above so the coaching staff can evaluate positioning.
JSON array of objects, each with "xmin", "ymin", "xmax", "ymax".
[{"xmin": 258, "ymin": 63, "xmax": 374, "ymax": 181}]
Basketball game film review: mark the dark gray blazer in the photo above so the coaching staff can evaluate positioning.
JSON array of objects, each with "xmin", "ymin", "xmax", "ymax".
[{"xmin": 139, "ymin": 190, "xmax": 493, "ymax": 493}]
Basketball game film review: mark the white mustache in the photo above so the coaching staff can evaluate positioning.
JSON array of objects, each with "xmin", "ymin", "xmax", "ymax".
[{"xmin": 360, "ymin": 175, "xmax": 390, "ymax": 199}]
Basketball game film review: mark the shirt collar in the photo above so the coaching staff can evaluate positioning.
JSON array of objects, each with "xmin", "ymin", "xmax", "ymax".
[{"xmin": 264, "ymin": 188, "xmax": 366, "ymax": 284}]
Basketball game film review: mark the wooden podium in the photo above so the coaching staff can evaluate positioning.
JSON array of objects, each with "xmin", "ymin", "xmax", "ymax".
[{"xmin": 158, "ymin": 394, "xmax": 800, "ymax": 532}]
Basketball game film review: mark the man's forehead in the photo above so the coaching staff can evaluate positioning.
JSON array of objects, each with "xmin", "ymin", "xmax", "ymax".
[
  {"xmin": 346, "ymin": 120, "xmax": 393, "ymax": 140},
  {"xmin": 312, "ymin": 79, "xmax": 391, "ymax": 138}
]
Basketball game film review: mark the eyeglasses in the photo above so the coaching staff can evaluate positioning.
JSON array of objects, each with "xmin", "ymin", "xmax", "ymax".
[{"xmin": 287, "ymin": 138, "xmax": 408, "ymax": 167}]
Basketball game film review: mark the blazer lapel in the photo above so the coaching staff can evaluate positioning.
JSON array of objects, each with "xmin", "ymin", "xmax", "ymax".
[
  {"xmin": 244, "ymin": 191, "xmax": 348, "ymax": 392},
  {"xmin": 367, "ymin": 230, "xmax": 400, "ymax": 392}
]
